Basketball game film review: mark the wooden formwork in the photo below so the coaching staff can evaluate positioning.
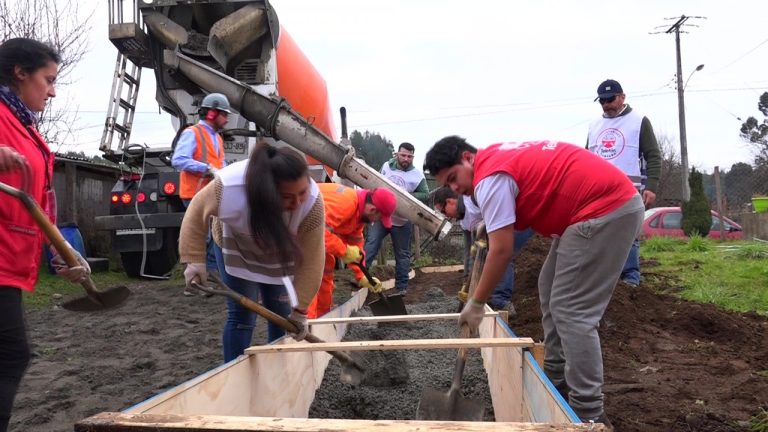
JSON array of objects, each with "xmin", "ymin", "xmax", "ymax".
[{"xmin": 75, "ymin": 268, "xmax": 606, "ymax": 432}]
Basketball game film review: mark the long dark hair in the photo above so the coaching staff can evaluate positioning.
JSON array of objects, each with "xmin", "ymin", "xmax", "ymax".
[
  {"xmin": 245, "ymin": 143, "xmax": 309, "ymax": 266},
  {"xmin": 0, "ymin": 38, "xmax": 60, "ymax": 87}
]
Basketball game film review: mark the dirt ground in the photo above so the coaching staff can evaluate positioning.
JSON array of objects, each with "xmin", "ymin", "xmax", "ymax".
[{"xmin": 11, "ymin": 236, "xmax": 768, "ymax": 431}]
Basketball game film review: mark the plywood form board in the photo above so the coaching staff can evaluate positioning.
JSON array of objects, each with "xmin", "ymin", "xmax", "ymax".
[
  {"xmin": 76, "ymin": 412, "xmax": 610, "ymax": 431},
  {"xmin": 125, "ymin": 290, "xmax": 368, "ymax": 419},
  {"xmin": 479, "ymin": 316, "xmax": 524, "ymax": 422},
  {"xmin": 125, "ymin": 357, "xmax": 254, "ymax": 417},
  {"xmin": 521, "ymin": 352, "xmax": 580, "ymax": 424}
]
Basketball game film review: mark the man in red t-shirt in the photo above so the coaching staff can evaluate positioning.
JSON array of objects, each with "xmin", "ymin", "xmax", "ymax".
[{"xmin": 424, "ymin": 136, "xmax": 644, "ymax": 428}]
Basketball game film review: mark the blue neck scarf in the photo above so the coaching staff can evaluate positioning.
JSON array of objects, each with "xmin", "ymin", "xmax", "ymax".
[{"xmin": 0, "ymin": 85, "xmax": 38, "ymax": 126}]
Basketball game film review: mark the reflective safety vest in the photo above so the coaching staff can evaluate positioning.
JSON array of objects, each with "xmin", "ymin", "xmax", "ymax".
[{"xmin": 179, "ymin": 124, "xmax": 225, "ymax": 199}]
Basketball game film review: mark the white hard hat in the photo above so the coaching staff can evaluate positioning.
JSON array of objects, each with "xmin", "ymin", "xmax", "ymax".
[{"xmin": 200, "ymin": 93, "xmax": 232, "ymax": 113}]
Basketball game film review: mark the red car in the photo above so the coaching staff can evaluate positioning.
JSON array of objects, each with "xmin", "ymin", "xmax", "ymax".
[{"xmin": 642, "ymin": 207, "xmax": 744, "ymax": 240}]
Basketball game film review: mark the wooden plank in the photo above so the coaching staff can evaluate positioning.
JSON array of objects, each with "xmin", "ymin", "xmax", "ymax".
[
  {"xmin": 522, "ymin": 353, "xmax": 579, "ymax": 424},
  {"xmin": 480, "ymin": 316, "xmax": 524, "ymax": 422},
  {"xmin": 530, "ymin": 343, "xmax": 545, "ymax": 369},
  {"xmin": 124, "ymin": 356, "xmax": 255, "ymax": 416},
  {"xmin": 308, "ymin": 311, "xmax": 499, "ymax": 325},
  {"xmin": 417, "ymin": 264, "xmax": 465, "ymax": 273},
  {"xmin": 244, "ymin": 337, "xmax": 534, "ymax": 354},
  {"xmin": 76, "ymin": 412, "xmax": 609, "ymax": 431},
  {"xmin": 126, "ymin": 290, "xmax": 369, "ymax": 419}
]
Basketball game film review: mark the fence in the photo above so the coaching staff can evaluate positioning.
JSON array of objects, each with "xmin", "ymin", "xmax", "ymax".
[
  {"xmin": 52, "ymin": 155, "xmax": 121, "ymax": 258},
  {"xmin": 709, "ymin": 164, "xmax": 768, "ymax": 241}
]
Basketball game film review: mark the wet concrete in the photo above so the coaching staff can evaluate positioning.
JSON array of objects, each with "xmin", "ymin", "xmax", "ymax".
[{"xmin": 308, "ymin": 286, "xmax": 495, "ymax": 421}]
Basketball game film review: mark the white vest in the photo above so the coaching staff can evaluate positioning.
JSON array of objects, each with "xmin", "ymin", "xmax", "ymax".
[
  {"xmin": 587, "ymin": 110, "xmax": 643, "ymax": 188},
  {"xmin": 381, "ymin": 161, "xmax": 425, "ymax": 226},
  {"xmin": 217, "ymin": 159, "xmax": 319, "ymax": 284}
]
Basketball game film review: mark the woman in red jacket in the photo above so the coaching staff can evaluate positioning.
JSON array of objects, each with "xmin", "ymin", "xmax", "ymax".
[{"xmin": 0, "ymin": 38, "xmax": 90, "ymax": 432}]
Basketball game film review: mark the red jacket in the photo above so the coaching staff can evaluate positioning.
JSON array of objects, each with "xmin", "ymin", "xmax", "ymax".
[
  {"xmin": 0, "ymin": 101, "xmax": 55, "ymax": 291},
  {"xmin": 473, "ymin": 141, "xmax": 637, "ymax": 237}
]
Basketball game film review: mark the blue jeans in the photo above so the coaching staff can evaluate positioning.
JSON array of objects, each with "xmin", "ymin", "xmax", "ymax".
[
  {"xmin": 214, "ymin": 245, "xmax": 292, "ymax": 363},
  {"xmin": 183, "ymin": 199, "xmax": 217, "ymax": 272},
  {"xmin": 364, "ymin": 221, "xmax": 413, "ymax": 292},
  {"xmin": 620, "ymin": 239, "xmax": 641, "ymax": 285},
  {"xmin": 466, "ymin": 228, "xmax": 535, "ymax": 308}
]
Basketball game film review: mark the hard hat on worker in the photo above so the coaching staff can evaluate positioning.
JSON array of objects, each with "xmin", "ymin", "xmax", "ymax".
[
  {"xmin": 369, "ymin": 188, "xmax": 397, "ymax": 229},
  {"xmin": 200, "ymin": 93, "xmax": 232, "ymax": 113}
]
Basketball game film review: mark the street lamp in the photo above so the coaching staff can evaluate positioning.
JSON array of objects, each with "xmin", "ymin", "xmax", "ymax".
[{"xmin": 677, "ymin": 63, "xmax": 704, "ymax": 201}]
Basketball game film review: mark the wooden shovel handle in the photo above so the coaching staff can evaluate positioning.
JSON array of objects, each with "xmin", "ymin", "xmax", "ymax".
[
  {"xmin": 0, "ymin": 181, "xmax": 101, "ymax": 300},
  {"xmin": 202, "ymin": 275, "xmax": 363, "ymax": 371}
]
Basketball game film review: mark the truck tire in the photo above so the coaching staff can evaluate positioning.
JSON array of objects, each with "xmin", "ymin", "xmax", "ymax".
[{"xmin": 120, "ymin": 229, "xmax": 180, "ymax": 278}]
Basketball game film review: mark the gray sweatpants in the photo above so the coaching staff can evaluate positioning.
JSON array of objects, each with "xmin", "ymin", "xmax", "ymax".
[{"xmin": 538, "ymin": 195, "xmax": 644, "ymax": 419}]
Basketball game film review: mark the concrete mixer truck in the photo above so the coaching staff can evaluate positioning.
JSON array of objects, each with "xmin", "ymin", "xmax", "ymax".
[{"xmin": 95, "ymin": 0, "xmax": 451, "ymax": 277}]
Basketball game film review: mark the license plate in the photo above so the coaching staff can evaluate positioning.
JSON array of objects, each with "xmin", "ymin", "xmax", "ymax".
[{"xmin": 115, "ymin": 228, "xmax": 156, "ymax": 236}]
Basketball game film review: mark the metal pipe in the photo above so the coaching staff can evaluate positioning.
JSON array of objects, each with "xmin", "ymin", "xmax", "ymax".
[{"xmin": 163, "ymin": 50, "xmax": 452, "ymax": 240}]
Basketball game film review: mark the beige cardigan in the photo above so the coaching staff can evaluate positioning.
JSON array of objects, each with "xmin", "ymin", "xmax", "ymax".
[{"xmin": 178, "ymin": 178, "xmax": 325, "ymax": 309}]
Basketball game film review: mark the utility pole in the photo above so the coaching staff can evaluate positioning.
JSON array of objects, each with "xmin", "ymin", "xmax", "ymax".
[
  {"xmin": 653, "ymin": 15, "xmax": 705, "ymax": 202},
  {"xmin": 669, "ymin": 16, "xmax": 690, "ymax": 201}
]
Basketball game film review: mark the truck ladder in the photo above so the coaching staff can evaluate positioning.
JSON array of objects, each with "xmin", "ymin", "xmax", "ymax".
[{"xmin": 100, "ymin": 53, "xmax": 142, "ymax": 154}]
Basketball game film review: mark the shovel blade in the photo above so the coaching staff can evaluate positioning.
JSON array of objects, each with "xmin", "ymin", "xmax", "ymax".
[
  {"xmin": 61, "ymin": 285, "xmax": 131, "ymax": 312},
  {"xmin": 368, "ymin": 292, "xmax": 407, "ymax": 316},
  {"xmin": 339, "ymin": 351, "xmax": 366, "ymax": 386},
  {"xmin": 416, "ymin": 387, "xmax": 485, "ymax": 421}
]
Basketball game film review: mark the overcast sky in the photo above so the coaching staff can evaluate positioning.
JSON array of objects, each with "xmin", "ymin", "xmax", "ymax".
[{"xmin": 60, "ymin": 0, "xmax": 767, "ymax": 172}]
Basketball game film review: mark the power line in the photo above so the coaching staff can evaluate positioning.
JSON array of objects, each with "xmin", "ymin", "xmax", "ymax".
[{"xmin": 714, "ymin": 37, "xmax": 768, "ymax": 73}]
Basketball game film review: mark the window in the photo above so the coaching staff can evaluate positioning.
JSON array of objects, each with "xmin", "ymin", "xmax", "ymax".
[
  {"xmin": 649, "ymin": 215, "xmax": 660, "ymax": 228},
  {"xmin": 661, "ymin": 212, "xmax": 683, "ymax": 229}
]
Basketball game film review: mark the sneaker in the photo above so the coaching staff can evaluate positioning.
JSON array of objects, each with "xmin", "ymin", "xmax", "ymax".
[
  {"xmin": 582, "ymin": 412, "xmax": 614, "ymax": 431},
  {"xmin": 183, "ymin": 289, "xmax": 196, "ymax": 297},
  {"xmin": 620, "ymin": 278, "xmax": 639, "ymax": 288},
  {"xmin": 490, "ymin": 302, "xmax": 517, "ymax": 319},
  {"xmin": 505, "ymin": 302, "xmax": 517, "ymax": 318}
]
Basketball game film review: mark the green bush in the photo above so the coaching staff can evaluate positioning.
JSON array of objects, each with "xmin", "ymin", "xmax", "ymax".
[{"xmin": 681, "ymin": 168, "xmax": 712, "ymax": 237}]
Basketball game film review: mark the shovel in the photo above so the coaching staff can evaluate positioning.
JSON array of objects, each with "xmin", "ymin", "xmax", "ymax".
[
  {"xmin": 190, "ymin": 274, "xmax": 366, "ymax": 385},
  {"xmin": 348, "ymin": 261, "xmax": 407, "ymax": 317},
  {"xmin": 416, "ymin": 324, "xmax": 485, "ymax": 421},
  {"xmin": 0, "ymin": 179, "xmax": 130, "ymax": 312}
]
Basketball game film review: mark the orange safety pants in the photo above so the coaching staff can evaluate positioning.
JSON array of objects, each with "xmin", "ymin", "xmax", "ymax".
[{"xmin": 307, "ymin": 253, "xmax": 337, "ymax": 319}]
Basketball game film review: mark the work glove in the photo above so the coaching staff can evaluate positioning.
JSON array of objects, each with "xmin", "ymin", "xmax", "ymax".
[
  {"xmin": 470, "ymin": 238, "xmax": 487, "ymax": 257},
  {"xmin": 183, "ymin": 263, "xmax": 208, "ymax": 290},
  {"xmin": 342, "ymin": 245, "xmax": 364, "ymax": 265},
  {"xmin": 287, "ymin": 309, "xmax": 309, "ymax": 341},
  {"xmin": 458, "ymin": 298, "xmax": 485, "ymax": 334},
  {"xmin": 204, "ymin": 165, "xmax": 218, "ymax": 178},
  {"xmin": 457, "ymin": 280, "xmax": 469, "ymax": 303},
  {"xmin": 359, "ymin": 275, "xmax": 383, "ymax": 293},
  {"xmin": 50, "ymin": 244, "xmax": 91, "ymax": 283}
]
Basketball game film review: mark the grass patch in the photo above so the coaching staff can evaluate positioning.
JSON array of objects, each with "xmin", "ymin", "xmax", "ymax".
[
  {"xmin": 644, "ymin": 236, "xmax": 685, "ymax": 252},
  {"xmin": 750, "ymin": 407, "xmax": 768, "ymax": 432},
  {"xmin": 686, "ymin": 234, "xmax": 710, "ymax": 252},
  {"xmin": 642, "ymin": 239, "xmax": 768, "ymax": 315}
]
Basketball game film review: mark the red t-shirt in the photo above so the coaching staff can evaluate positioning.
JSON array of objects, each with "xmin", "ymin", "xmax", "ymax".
[{"xmin": 473, "ymin": 141, "xmax": 637, "ymax": 236}]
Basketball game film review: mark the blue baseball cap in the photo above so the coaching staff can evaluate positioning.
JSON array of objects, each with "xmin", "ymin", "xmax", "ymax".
[{"xmin": 595, "ymin": 79, "xmax": 623, "ymax": 101}]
